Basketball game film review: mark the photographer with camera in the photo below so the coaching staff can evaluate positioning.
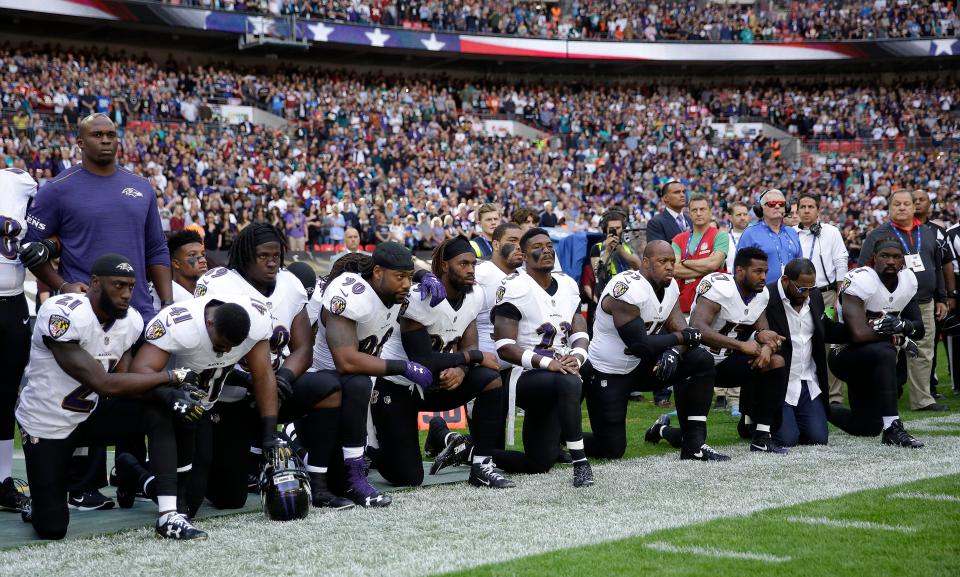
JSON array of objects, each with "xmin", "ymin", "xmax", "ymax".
[
  {"xmin": 590, "ymin": 210, "xmax": 641, "ymax": 297},
  {"xmin": 795, "ymin": 192, "xmax": 848, "ymax": 405}
]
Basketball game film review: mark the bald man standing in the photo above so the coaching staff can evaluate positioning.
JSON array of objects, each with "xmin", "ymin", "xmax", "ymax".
[{"xmin": 330, "ymin": 227, "xmax": 370, "ymax": 266}]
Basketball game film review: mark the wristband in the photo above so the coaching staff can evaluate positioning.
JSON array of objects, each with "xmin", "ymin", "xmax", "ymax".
[
  {"xmin": 538, "ymin": 354, "xmax": 553, "ymax": 370},
  {"xmin": 58, "ymin": 281, "xmax": 68, "ymax": 293},
  {"xmin": 261, "ymin": 415, "xmax": 278, "ymax": 443},
  {"xmin": 276, "ymin": 367, "xmax": 296, "ymax": 383},
  {"xmin": 569, "ymin": 332, "xmax": 589, "ymax": 344},
  {"xmin": 160, "ymin": 300, "xmax": 175, "ymax": 307},
  {"xmin": 467, "ymin": 350, "xmax": 484, "ymax": 365},
  {"xmin": 571, "ymin": 347, "xmax": 589, "ymax": 367},
  {"xmin": 385, "ymin": 359, "xmax": 407, "ymax": 376},
  {"xmin": 494, "ymin": 338, "xmax": 516, "ymax": 350},
  {"xmin": 521, "ymin": 350, "xmax": 535, "ymax": 369}
]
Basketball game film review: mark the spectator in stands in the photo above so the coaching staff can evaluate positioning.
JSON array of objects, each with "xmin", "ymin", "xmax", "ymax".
[{"xmin": 330, "ymin": 227, "xmax": 369, "ymax": 265}]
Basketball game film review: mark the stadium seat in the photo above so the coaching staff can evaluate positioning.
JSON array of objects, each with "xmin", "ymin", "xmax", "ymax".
[{"xmin": 319, "ymin": 244, "xmax": 335, "ymax": 252}]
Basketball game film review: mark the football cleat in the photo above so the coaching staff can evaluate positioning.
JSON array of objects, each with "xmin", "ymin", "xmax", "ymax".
[
  {"xmin": 156, "ymin": 511, "xmax": 208, "ymax": 541},
  {"xmin": 572, "ymin": 461, "xmax": 595, "ymax": 488},
  {"xmin": 644, "ymin": 414, "xmax": 671, "ymax": 444},
  {"xmin": 309, "ymin": 473, "xmax": 355, "ymax": 510},
  {"xmin": 736, "ymin": 415, "xmax": 753, "ymax": 439},
  {"xmin": 68, "ymin": 489, "xmax": 115, "ymax": 511},
  {"xmin": 881, "ymin": 420, "xmax": 924, "ymax": 448},
  {"xmin": 429, "ymin": 433, "xmax": 474, "ymax": 475},
  {"xmin": 114, "ymin": 452, "xmax": 152, "ymax": 509},
  {"xmin": 0, "ymin": 477, "xmax": 29, "ymax": 513},
  {"xmin": 344, "ymin": 457, "xmax": 392, "ymax": 508},
  {"xmin": 556, "ymin": 450, "xmax": 573, "ymax": 464},
  {"xmin": 750, "ymin": 432, "xmax": 789, "ymax": 455},
  {"xmin": 423, "ymin": 416, "xmax": 449, "ymax": 458},
  {"xmin": 469, "ymin": 458, "xmax": 516, "ymax": 489},
  {"xmin": 681, "ymin": 444, "xmax": 731, "ymax": 461}
]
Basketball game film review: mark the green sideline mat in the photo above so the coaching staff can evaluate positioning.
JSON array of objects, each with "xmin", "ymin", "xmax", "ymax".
[{"xmin": 0, "ymin": 455, "xmax": 468, "ymax": 549}]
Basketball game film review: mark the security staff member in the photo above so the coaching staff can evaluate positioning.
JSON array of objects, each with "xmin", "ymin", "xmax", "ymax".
[{"xmin": 469, "ymin": 203, "xmax": 501, "ymax": 259}]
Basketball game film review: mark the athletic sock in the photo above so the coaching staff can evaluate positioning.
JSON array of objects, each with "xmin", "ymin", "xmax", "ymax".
[
  {"xmin": 882, "ymin": 416, "xmax": 899, "ymax": 430},
  {"xmin": 472, "ymin": 454, "xmax": 490, "ymax": 465},
  {"xmin": 158, "ymin": 495, "xmax": 177, "ymax": 513},
  {"xmin": 343, "ymin": 446, "xmax": 364, "ymax": 460},
  {"xmin": 0, "ymin": 439, "xmax": 12, "ymax": 480},
  {"xmin": 755, "ymin": 424, "xmax": 771, "ymax": 433},
  {"xmin": 443, "ymin": 432, "xmax": 457, "ymax": 446},
  {"xmin": 567, "ymin": 439, "xmax": 586, "ymax": 463}
]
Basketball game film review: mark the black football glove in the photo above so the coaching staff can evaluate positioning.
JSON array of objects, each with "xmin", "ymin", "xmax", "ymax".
[
  {"xmin": 155, "ymin": 385, "xmax": 205, "ymax": 424},
  {"xmin": 872, "ymin": 315, "xmax": 914, "ymax": 337},
  {"xmin": 261, "ymin": 433, "xmax": 293, "ymax": 467},
  {"xmin": 18, "ymin": 239, "xmax": 58, "ymax": 268},
  {"xmin": 654, "ymin": 347, "xmax": 681, "ymax": 382},
  {"xmin": 680, "ymin": 327, "xmax": 702, "ymax": 349},
  {"xmin": 904, "ymin": 338, "xmax": 920, "ymax": 359}
]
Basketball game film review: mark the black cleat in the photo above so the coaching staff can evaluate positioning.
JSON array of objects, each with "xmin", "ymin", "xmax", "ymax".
[
  {"xmin": 469, "ymin": 458, "xmax": 516, "ymax": 489},
  {"xmin": 644, "ymin": 414, "xmax": 671, "ymax": 444},
  {"xmin": 114, "ymin": 453, "xmax": 151, "ymax": 509},
  {"xmin": 556, "ymin": 450, "xmax": 573, "ymax": 464},
  {"xmin": 20, "ymin": 497, "xmax": 32, "ymax": 523},
  {"xmin": 429, "ymin": 433, "xmax": 474, "ymax": 475},
  {"xmin": 681, "ymin": 444, "xmax": 731, "ymax": 461},
  {"xmin": 309, "ymin": 472, "xmax": 355, "ymax": 510},
  {"xmin": 156, "ymin": 511, "xmax": 207, "ymax": 541},
  {"xmin": 572, "ymin": 461, "xmax": 595, "ymax": 488},
  {"xmin": 750, "ymin": 432, "xmax": 789, "ymax": 454},
  {"xmin": 0, "ymin": 477, "xmax": 29, "ymax": 513},
  {"xmin": 736, "ymin": 415, "xmax": 753, "ymax": 439},
  {"xmin": 881, "ymin": 420, "xmax": 924, "ymax": 448},
  {"xmin": 68, "ymin": 489, "xmax": 115, "ymax": 511},
  {"xmin": 423, "ymin": 416, "xmax": 449, "ymax": 458}
]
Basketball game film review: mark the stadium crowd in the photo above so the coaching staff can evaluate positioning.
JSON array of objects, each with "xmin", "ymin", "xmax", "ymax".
[
  {"xmin": 155, "ymin": 0, "xmax": 960, "ymax": 42},
  {"xmin": 1, "ymin": 44, "xmax": 958, "ymax": 256}
]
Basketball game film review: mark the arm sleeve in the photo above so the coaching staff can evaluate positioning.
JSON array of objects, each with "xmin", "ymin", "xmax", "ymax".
[
  {"xmin": 401, "ymin": 327, "xmax": 465, "ymax": 373},
  {"xmin": 902, "ymin": 298, "xmax": 925, "ymax": 341},
  {"xmin": 616, "ymin": 317, "xmax": 678, "ymax": 366},
  {"xmin": 493, "ymin": 302, "xmax": 522, "ymax": 321}
]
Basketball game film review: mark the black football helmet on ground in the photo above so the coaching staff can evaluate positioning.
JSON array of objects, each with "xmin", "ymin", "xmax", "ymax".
[{"xmin": 259, "ymin": 441, "xmax": 311, "ymax": 522}]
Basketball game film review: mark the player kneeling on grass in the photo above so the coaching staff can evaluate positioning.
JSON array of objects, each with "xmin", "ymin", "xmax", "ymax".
[
  {"xmin": 370, "ymin": 236, "xmax": 514, "ymax": 489},
  {"xmin": 584, "ymin": 241, "xmax": 724, "ymax": 461},
  {"xmin": 829, "ymin": 237, "xmax": 925, "ymax": 448},
  {"xmin": 315, "ymin": 243, "xmax": 444, "ymax": 507},
  {"xmin": 16, "ymin": 254, "xmax": 206, "ymax": 541},
  {"xmin": 492, "ymin": 228, "xmax": 595, "ymax": 488},
  {"xmin": 127, "ymin": 291, "xmax": 283, "ymax": 518},
  {"xmin": 677, "ymin": 248, "xmax": 790, "ymax": 454}
]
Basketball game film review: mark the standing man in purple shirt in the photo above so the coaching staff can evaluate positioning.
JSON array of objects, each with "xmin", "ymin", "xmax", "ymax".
[
  {"xmin": 284, "ymin": 199, "xmax": 307, "ymax": 252},
  {"xmin": 19, "ymin": 113, "xmax": 173, "ymax": 511}
]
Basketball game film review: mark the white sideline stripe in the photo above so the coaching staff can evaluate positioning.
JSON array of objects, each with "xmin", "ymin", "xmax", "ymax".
[
  {"xmin": 645, "ymin": 541, "xmax": 791, "ymax": 563},
  {"xmin": 890, "ymin": 492, "xmax": 960, "ymax": 503},
  {"xmin": 785, "ymin": 516, "xmax": 916, "ymax": 533}
]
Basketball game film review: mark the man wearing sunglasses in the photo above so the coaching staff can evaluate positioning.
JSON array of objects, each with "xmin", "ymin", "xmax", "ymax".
[
  {"xmin": 737, "ymin": 189, "xmax": 802, "ymax": 285},
  {"xmin": 764, "ymin": 258, "xmax": 849, "ymax": 447}
]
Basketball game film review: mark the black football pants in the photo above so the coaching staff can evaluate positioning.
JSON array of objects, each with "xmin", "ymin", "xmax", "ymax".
[
  {"xmin": 0, "ymin": 294, "xmax": 30, "ymax": 446},
  {"xmin": 828, "ymin": 343, "xmax": 904, "ymax": 436},
  {"xmin": 716, "ymin": 351, "xmax": 788, "ymax": 431}
]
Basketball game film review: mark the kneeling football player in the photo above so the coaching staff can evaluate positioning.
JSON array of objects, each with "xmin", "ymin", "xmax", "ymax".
[
  {"xmin": 585, "ymin": 241, "xmax": 723, "ymax": 461},
  {"xmin": 493, "ymin": 228, "xmax": 595, "ymax": 487},
  {"xmin": 17, "ymin": 255, "xmax": 205, "ymax": 540},
  {"xmin": 371, "ymin": 236, "xmax": 514, "ymax": 489}
]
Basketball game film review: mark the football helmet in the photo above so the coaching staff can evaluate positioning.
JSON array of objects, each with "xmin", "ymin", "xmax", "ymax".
[{"xmin": 259, "ymin": 441, "xmax": 311, "ymax": 522}]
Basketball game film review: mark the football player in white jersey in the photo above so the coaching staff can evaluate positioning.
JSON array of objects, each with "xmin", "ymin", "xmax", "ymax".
[
  {"xmin": 185, "ymin": 224, "xmax": 352, "ymax": 510},
  {"xmin": 828, "ymin": 237, "xmax": 925, "ymax": 447},
  {"xmin": 475, "ymin": 222, "xmax": 524, "ymax": 361},
  {"xmin": 168, "ymin": 230, "xmax": 207, "ymax": 302},
  {"xmin": 313, "ymin": 242, "xmax": 438, "ymax": 507},
  {"xmin": 372, "ymin": 237, "xmax": 513, "ymax": 489},
  {"xmin": 17, "ymin": 254, "xmax": 206, "ymax": 541},
  {"xmin": 585, "ymin": 241, "xmax": 724, "ymax": 461},
  {"xmin": 493, "ymin": 228, "xmax": 595, "ymax": 487},
  {"xmin": 129, "ymin": 287, "xmax": 277, "ymax": 517},
  {"xmin": 0, "ymin": 167, "xmax": 36, "ymax": 513},
  {"xmin": 687, "ymin": 247, "xmax": 790, "ymax": 454}
]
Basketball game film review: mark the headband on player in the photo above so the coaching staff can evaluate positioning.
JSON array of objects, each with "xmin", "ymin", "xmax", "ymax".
[
  {"xmin": 253, "ymin": 224, "xmax": 284, "ymax": 247},
  {"xmin": 442, "ymin": 237, "xmax": 474, "ymax": 261},
  {"xmin": 91, "ymin": 253, "xmax": 136, "ymax": 278},
  {"xmin": 874, "ymin": 238, "xmax": 904, "ymax": 254},
  {"xmin": 373, "ymin": 241, "xmax": 414, "ymax": 271}
]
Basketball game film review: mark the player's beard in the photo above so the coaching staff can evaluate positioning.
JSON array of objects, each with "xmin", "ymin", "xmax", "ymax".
[{"xmin": 99, "ymin": 289, "xmax": 129, "ymax": 319}]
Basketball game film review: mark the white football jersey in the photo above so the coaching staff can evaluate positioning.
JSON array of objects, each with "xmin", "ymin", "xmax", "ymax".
[
  {"xmin": 17, "ymin": 294, "xmax": 143, "ymax": 439},
  {"xmin": 195, "ymin": 267, "xmax": 308, "ymax": 371},
  {"xmin": 149, "ymin": 281, "xmax": 195, "ymax": 312},
  {"xmin": 589, "ymin": 271, "xmax": 680, "ymax": 374},
  {"xmin": 383, "ymin": 283, "xmax": 484, "ymax": 387},
  {"xmin": 0, "ymin": 168, "xmax": 38, "ymax": 295},
  {"xmin": 474, "ymin": 260, "xmax": 520, "ymax": 355},
  {"xmin": 691, "ymin": 272, "xmax": 770, "ymax": 365},
  {"xmin": 838, "ymin": 266, "xmax": 917, "ymax": 322},
  {"xmin": 143, "ymin": 294, "xmax": 273, "ymax": 408},
  {"xmin": 306, "ymin": 277, "xmax": 326, "ymax": 326},
  {"xmin": 311, "ymin": 273, "xmax": 401, "ymax": 371},
  {"xmin": 495, "ymin": 271, "xmax": 581, "ymax": 362}
]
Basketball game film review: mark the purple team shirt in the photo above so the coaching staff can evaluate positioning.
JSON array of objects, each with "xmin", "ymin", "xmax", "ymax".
[{"xmin": 25, "ymin": 164, "xmax": 169, "ymax": 320}]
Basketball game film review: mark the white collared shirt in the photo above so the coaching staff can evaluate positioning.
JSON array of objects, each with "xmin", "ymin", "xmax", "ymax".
[
  {"xmin": 794, "ymin": 222, "xmax": 849, "ymax": 288},
  {"xmin": 725, "ymin": 228, "xmax": 745, "ymax": 273},
  {"xmin": 778, "ymin": 280, "xmax": 820, "ymax": 406}
]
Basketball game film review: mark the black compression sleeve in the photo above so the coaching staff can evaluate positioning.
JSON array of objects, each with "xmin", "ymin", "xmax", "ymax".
[
  {"xmin": 616, "ymin": 317, "xmax": 680, "ymax": 366},
  {"xmin": 401, "ymin": 326, "xmax": 466, "ymax": 373},
  {"xmin": 493, "ymin": 302, "xmax": 522, "ymax": 321},
  {"xmin": 385, "ymin": 359, "xmax": 407, "ymax": 375},
  {"xmin": 902, "ymin": 299, "xmax": 925, "ymax": 341}
]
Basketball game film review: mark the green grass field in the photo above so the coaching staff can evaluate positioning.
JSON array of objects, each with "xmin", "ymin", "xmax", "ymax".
[{"xmin": 442, "ymin": 473, "xmax": 960, "ymax": 577}]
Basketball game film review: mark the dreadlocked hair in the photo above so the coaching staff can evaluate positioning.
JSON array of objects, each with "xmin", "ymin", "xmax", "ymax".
[
  {"xmin": 323, "ymin": 252, "xmax": 374, "ymax": 296},
  {"xmin": 431, "ymin": 237, "xmax": 459, "ymax": 279},
  {"xmin": 228, "ymin": 223, "xmax": 286, "ymax": 274}
]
